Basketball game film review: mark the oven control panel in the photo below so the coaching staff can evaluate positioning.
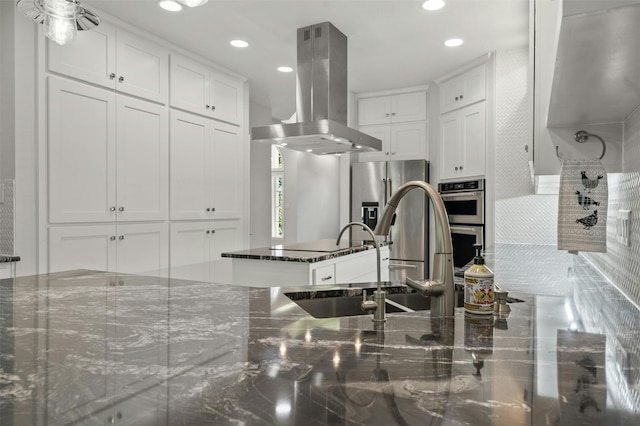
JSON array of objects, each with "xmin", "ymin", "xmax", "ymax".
[{"xmin": 438, "ymin": 179, "xmax": 484, "ymax": 193}]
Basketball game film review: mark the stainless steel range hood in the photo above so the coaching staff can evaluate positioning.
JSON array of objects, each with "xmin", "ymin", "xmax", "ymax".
[{"xmin": 251, "ymin": 22, "xmax": 382, "ymax": 155}]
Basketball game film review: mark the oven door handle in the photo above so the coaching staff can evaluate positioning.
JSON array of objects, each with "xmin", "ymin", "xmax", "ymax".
[
  {"xmin": 439, "ymin": 192, "xmax": 479, "ymax": 200},
  {"xmin": 449, "ymin": 225, "xmax": 481, "ymax": 236}
]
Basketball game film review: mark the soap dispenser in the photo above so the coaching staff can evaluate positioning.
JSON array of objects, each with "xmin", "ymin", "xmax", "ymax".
[{"xmin": 463, "ymin": 244, "xmax": 494, "ymax": 315}]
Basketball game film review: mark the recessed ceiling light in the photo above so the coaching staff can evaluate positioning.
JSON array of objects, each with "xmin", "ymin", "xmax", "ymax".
[
  {"xmin": 177, "ymin": 0, "xmax": 208, "ymax": 6},
  {"xmin": 278, "ymin": 66, "xmax": 294, "ymax": 73},
  {"xmin": 422, "ymin": 0, "xmax": 445, "ymax": 11},
  {"xmin": 230, "ymin": 39, "xmax": 249, "ymax": 48},
  {"xmin": 444, "ymin": 38, "xmax": 463, "ymax": 47},
  {"xmin": 158, "ymin": 0, "xmax": 182, "ymax": 12},
  {"xmin": 306, "ymin": 149, "xmax": 313, "ymax": 153}
]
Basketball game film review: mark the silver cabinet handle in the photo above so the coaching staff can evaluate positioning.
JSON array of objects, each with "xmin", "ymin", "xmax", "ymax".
[
  {"xmin": 389, "ymin": 264, "xmax": 417, "ymax": 270},
  {"xmin": 110, "ymin": 236, "xmax": 116, "ymax": 241},
  {"xmin": 454, "ymin": 166, "xmax": 459, "ymax": 171},
  {"xmin": 459, "ymin": 165, "xmax": 463, "ymax": 170},
  {"xmin": 109, "ymin": 73, "xmax": 116, "ymax": 80},
  {"xmin": 118, "ymin": 207, "xmax": 124, "ymax": 212},
  {"xmin": 211, "ymin": 230, "xmax": 215, "ymax": 234},
  {"xmin": 211, "ymin": 105, "xmax": 216, "ymax": 111},
  {"xmin": 206, "ymin": 208, "xmax": 210, "ymax": 212},
  {"xmin": 321, "ymin": 276, "xmax": 333, "ymax": 281},
  {"xmin": 211, "ymin": 207, "xmax": 215, "ymax": 212},
  {"xmin": 118, "ymin": 76, "xmax": 124, "ymax": 83},
  {"xmin": 440, "ymin": 192, "xmax": 478, "ymax": 200},
  {"xmin": 206, "ymin": 230, "xmax": 210, "ymax": 234},
  {"xmin": 118, "ymin": 235, "xmax": 124, "ymax": 240},
  {"xmin": 206, "ymin": 104, "xmax": 210, "ymax": 109},
  {"xmin": 110, "ymin": 206, "xmax": 116, "ymax": 212}
]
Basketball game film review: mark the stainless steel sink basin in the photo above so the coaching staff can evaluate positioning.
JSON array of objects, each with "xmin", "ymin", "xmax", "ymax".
[{"xmin": 285, "ymin": 287, "xmax": 464, "ymax": 319}]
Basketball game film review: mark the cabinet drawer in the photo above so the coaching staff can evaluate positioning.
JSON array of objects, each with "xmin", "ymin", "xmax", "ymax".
[
  {"xmin": 335, "ymin": 251, "xmax": 377, "ymax": 283},
  {"xmin": 312, "ymin": 263, "xmax": 336, "ymax": 285}
]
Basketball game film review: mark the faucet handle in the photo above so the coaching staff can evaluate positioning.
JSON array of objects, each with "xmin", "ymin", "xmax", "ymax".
[{"xmin": 361, "ymin": 290, "xmax": 377, "ymax": 313}]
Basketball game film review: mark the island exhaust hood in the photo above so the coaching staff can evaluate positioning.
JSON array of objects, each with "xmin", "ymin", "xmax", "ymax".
[{"xmin": 251, "ymin": 22, "xmax": 382, "ymax": 155}]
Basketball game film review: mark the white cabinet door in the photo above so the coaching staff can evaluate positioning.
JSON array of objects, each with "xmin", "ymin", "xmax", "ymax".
[
  {"xmin": 390, "ymin": 91, "xmax": 427, "ymax": 123},
  {"xmin": 115, "ymin": 223, "xmax": 168, "ymax": 277},
  {"xmin": 47, "ymin": 22, "xmax": 116, "ymax": 89},
  {"xmin": 209, "ymin": 220, "xmax": 242, "ymax": 283},
  {"xmin": 169, "ymin": 222, "xmax": 210, "ymax": 281},
  {"xmin": 440, "ymin": 102, "xmax": 485, "ymax": 180},
  {"xmin": 358, "ymin": 96, "xmax": 391, "ymax": 126},
  {"xmin": 210, "ymin": 122, "xmax": 242, "ymax": 218},
  {"xmin": 116, "ymin": 97, "xmax": 168, "ymax": 222},
  {"xmin": 49, "ymin": 225, "xmax": 117, "ymax": 273},
  {"xmin": 169, "ymin": 111, "xmax": 209, "ymax": 220},
  {"xmin": 390, "ymin": 122, "xmax": 427, "ymax": 160},
  {"xmin": 210, "ymin": 71, "xmax": 242, "ymax": 125},
  {"xmin": 169, "ymin": 54, "xmax": 210, "ymax": 116},
  {"xmin": 48, "ymin": 77, "xmax": 116, "ymax": 223},
  {"xmin": 357, "ymin": 124, "xmax": 391, "ymax": 162},
  {"xmin": 115, "ymin": 31, "xmax": 169, "ymax": 104},
  {"xmin": 439, "ymin": 64, "xmax": 486, "ymax": 114}
]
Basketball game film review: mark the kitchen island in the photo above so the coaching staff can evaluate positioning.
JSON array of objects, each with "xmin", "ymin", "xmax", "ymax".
[
  {"xmin": 222, "ymin": 239, "xmax": 390, "ymax": 286},
  {"xmin": 1, "ymin": 257, "xmax": 639, "ymax": 425}
]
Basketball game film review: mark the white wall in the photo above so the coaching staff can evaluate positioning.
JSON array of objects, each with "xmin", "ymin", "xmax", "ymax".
[{"xmin": 248, "ymin": 101, "xmax": 272, "ymax": 248}]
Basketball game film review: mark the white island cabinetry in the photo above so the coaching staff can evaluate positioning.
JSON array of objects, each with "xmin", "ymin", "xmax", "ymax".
[{"xmin": 228, "ymin": 245, "xmax": 390, "ymax": 287}]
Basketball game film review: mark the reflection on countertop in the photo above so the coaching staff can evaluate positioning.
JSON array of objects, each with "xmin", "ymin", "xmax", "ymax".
[{"xmin": 0, "ymin": 249, "xmax": 639, "ymax": 425}]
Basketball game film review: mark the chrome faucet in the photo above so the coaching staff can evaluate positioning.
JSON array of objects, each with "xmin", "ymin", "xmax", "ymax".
[
  {"xmin": 375, "ymin": 180, "xmax": 455, "ymax": 317},
  {"xmin": 336, "ymin": 222, "xmax": 386, "ymax": 325}
]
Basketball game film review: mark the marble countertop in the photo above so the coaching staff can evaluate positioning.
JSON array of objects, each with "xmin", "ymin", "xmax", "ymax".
[
  {"xmin": 1, "ymin": 264, "xmax": 639, "ymax": 425},
  {"xmin": 0, "ymin": 254, "xmax": 19, "ymax": 263},
  {"xmin": 222, "ymin": 238, "xmax": 388, "ymax": 263}
]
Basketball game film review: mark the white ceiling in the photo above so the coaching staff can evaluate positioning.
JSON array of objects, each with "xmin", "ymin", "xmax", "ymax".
[{"xmin": 83, "ymin": 0, "xmax": 529, "ymax": 121}]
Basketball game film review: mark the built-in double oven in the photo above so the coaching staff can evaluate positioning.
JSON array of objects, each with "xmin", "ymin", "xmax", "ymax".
[{"xmin": 438, "ymin": 179, "xmax": 485, "ymax": 268}]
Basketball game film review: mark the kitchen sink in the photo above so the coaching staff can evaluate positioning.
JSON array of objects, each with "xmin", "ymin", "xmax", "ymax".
[{"xmin": 285, "ymin": 287, "xmax": 464, "ymax": 319}]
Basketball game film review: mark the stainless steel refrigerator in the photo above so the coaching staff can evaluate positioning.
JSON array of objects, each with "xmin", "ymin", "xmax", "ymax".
[{"xmin": 351, "ymin": 160, "xmax": 430, "ymax": 282}]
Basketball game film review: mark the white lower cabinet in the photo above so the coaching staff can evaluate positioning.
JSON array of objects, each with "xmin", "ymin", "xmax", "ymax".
[
  {"xmin": 169, "ymin": 220, "xmax": 242, "ymax": 282},
  {"xmin": 231, "ymin": 246, "xmax": 390, "ymax": 287},
  {"xmin": 48, "ymin": 223, "xmax": 168, "ymax": 276}
]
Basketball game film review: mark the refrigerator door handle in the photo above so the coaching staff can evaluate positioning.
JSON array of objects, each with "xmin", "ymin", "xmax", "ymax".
[
  {"xmin": 388, "ymin": 178, "xmax": 393, "ymax": 199},
  {"xmin": 381, "ymin": 178, "xmax": 387, "ymax": 205}
]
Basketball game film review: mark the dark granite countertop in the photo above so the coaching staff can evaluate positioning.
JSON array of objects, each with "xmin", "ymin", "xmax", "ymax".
[
  {"xmin": 0, "ymin": 254, "xmax": 19, "ymax": 263},
  {"xmin": 1, "ymin": 265, "xmax": 639, "ymax": 425},
  {"xmin": 222, "ymin": 238, "xmax": 389, "ymax": 263}
]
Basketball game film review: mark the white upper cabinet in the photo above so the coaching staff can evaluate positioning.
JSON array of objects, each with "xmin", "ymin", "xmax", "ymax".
[
  {"xmin": 357, "ymin": 122, "xmax": 426, "ymax": 162},
  {"xmin": 47, "ymin": 22, "xmax": 169, "ymax": 104},
  {"xmin": 358, "ymin": 91, "xmax": 427, "ymax": 126},
  {"xmin": 48, "ymin": 77, "xmax": 168, "ymax": 223},
  {"xmin": 438, "ymin": 64, "xmax": 486, "ymax": 114},
  {"xmin": 170, "ymin": 54, "xmax": 243, "ymax": 125},
  {"xmin": 439, "ymin": 101, "xmax": 486, "ymax": 180},
  {"xmin": 170, "ymin": 110, "xmax": 243, "ymax": 221}
]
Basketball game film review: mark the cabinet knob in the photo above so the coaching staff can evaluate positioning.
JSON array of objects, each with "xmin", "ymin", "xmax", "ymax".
[
  {"xmin": 454, "ymin": 166, "xmax": 459, "ymax": 171},
  {"xmin": 206, "ymin": 230, "xmax": 210, "ymax": 234},
  {"xmin": 109, "ymin": 73, "xmax": 116, "ymax": 80},
  {"xmin": 110, "ymin": 236, "xmax": 116, "ymax": 241},
  {"xmin": 206, "ymin": 208, "xmax": 210, "ymax": 212},
  {"xmin": 385, "ymin": 113, "xmax": 390, "ymax": 117},
  {"xmin": 460, "ymin": 94, "xmax": 464, "ymax": 99},
  {"xmin": 459, "ymin": 165, "xmax": 463, "ymax": 170},
  {"xmin": 211, "ymin": 207, "xmax": 215, "ymax": 212},
  {"xmin": 118, "ymin": 76, "xmax": 124, "ymax": 83},
  {"xmin": 211, "ymin": 230, "xmax": 215, "ymax": 234},
  {"xmin": 206, "ymin": 104, "xmax": 210, "ymax": 109},
  {"xmin": 211, "ymin": 105, "xmax": 216, "ymax": 111},
  {"xmin": 391, "ymin": 152, "xmax": 396, "ymax": 155},
  {"xmin": 110, "ymin": 206, "xmax": 116, "ymax": 212},
  {"xmin": 391, "ymin": 112, "xmax": 396, "ymax": 116},
  {"xmin": 119, "ymin": 235, "xmax": 124, "ymax": 240},
  {"xmin": 118, "ymin": 206, "xmax": 124, "ymax": 212},
  {"xmin": 385, "ymin": 152, "xmax": 390, "ymax": 155},
  {"xmin": 455, "ymin": 96, "xmax": 459, "ymax": 101}
]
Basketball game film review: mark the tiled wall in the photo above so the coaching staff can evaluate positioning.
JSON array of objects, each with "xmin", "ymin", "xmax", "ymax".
[
  {"xmin": 0, "ymin": 179, "xmax": 14, "ymax": 254},
  {"xmin": 495, "ymin": 48, "xmax": 640, "ymax": 307},
  {"xmin": 583, "ymin": 105, "xmax": 640, "ymax": 306}
]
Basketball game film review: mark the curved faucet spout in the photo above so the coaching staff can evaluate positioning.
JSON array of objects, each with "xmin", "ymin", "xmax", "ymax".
[
  {"xmin": 337, "ymin": 222, "xmax": 386, "ymax": 324},
  {"xmin": 374, "ymin": 180, "xmax": 455, "ymax": 317}
]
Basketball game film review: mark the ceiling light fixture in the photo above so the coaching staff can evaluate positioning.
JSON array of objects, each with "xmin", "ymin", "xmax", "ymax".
[
  {"xmin": 422, "ymin": 0, "xmax": 445, "ymax": 11},
  {"xmin": 17, "ymin": 0, "xmax": 100, "ymax": 46},
  {"xmin": 444, "ymin": 38, "xmax": 463, "ymax": 47},
  {"xmin": 158, "ymin": 0, "xmax": 182, "ymax": 12},
  {"xmin": 176, "ymin": 0, "xmax": 208, "ymax": 6},
  {"xmin": 277, "ymin": 66, "xmax": 293, "ymax": 73},
  {"xmin": 230, "ymin": 39, "xmax": 249, "ymax": 48}
]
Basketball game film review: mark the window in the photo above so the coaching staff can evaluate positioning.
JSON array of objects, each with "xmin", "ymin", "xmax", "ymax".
[{"xmin": 271, "ymin": 145, "xmax": 284, "ymax": 239}]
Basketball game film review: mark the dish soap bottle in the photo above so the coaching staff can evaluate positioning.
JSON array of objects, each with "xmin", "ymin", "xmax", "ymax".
[{"xmin": 464, "ymin": 244, "xmax": 494, "ymax": 315}]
